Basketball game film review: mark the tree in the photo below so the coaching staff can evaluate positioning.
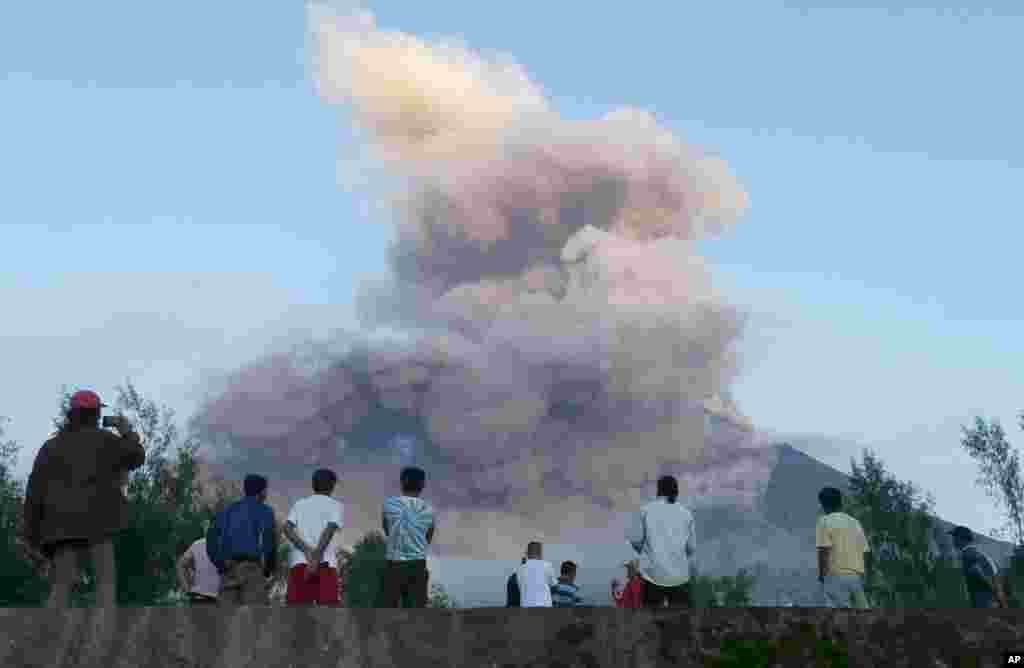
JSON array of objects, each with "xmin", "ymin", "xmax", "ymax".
[
  {"xmin": 960, "ymin": 416, "xmax": 1024, "ymax": 547},
  {"xmin": 961, "ymin": 415, "xmax": 1024, "ymax": 607},
  {"xmin": 345, "ymin": 531, "xmax": 387, "ymax": 608},
  {"xmin": 843, "ymin": 449, "xmax": 966, "ymax": 607},
  {"xmin": 0, "ymin": 418, "xmax": 50, "ymax": 605}
]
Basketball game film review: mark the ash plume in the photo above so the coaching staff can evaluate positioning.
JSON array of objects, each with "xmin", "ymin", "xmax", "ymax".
[{"xmin": 191, "ymin": 5, "xmax": 769, "ymax": 560}]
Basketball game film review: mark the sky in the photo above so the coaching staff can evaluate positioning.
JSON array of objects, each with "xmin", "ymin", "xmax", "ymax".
[{"xmin": 2, "ymin": 1, "xmax": 1022, "ymax": 605}]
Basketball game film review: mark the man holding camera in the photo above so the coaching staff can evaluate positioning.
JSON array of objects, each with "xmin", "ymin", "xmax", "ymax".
[{"xmin": 22, "ymin": 389, "xmax": 145, "ymax": 607}]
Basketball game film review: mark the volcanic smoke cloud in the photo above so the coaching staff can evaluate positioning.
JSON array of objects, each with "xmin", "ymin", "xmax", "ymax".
[{"xmin": 192, "ymin": 5, "xmax": 773, "ymax": 560}]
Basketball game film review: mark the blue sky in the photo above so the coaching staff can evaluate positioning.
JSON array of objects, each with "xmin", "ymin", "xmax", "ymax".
[{"xmin": 2, "ymin": 1, "xmax": 1022, "ymax": 603}]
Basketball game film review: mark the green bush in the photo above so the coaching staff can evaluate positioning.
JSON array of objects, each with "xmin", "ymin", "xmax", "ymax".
[{"xmin": 714, "ymin": 636, "xmax": 849, "ymax": 668}]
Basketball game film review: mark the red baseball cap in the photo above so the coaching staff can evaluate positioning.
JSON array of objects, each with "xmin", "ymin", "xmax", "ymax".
[{"xmin": 69, "ymin": 390, "xmax": 108, "ymax": 410}]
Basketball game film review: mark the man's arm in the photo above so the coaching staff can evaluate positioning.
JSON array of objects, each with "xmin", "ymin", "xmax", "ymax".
[
  {"xmin": 176, "ymin": 550, "xmax": 194, "ymax": 592},
  {"xmin": 110, "ymin": 418, "xmax": 145, "ymax": 470},
  {"xmin": 425, "ymin": 522, "xmax": 435, "ymax": 545},
  {"xmin": 22, "ymin": 444, "xmax": 50, "ymax": 548},
  {"xmin": 817, "ymin": 547, "xmax": 831, "ymax": 581},
  {"xmin": 381, "ymin": 510, "xmax": 389, "ymax": 536},
  {"xmin": 625, "ymin": 510, "xmax": 645, "ymax": 554},
  {"xmin": 311, "ymin": 523, "xmax": 340, "ymax": 564},
  {"xmin": 283, "ymin": 521, "xmax": 315, "ymax": 556}
]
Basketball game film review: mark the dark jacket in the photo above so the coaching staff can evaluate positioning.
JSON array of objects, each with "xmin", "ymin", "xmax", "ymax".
[
  {"xmin": 23, "ymin": 426, "xmax": 145, "ymax": 551},
  {"xmin": 960, "ymin": 543, "xmax": 1000, "ymax": 608},
  {"xmin": 207, "ymin": 496, "xmax": 277, "ymax": 577},
  {"xmin": 506, "ymin": 572, "xmax": 521, "ymax": 607}
]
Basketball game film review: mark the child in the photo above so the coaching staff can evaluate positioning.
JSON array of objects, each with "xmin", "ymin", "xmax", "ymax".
[
  {"xmin": 551, "ymin": 560, "xmax": 584, "ymax": 607},
  {"xmin": 611, "ymin": 559, "xmax": 642, "ymax": 609}
]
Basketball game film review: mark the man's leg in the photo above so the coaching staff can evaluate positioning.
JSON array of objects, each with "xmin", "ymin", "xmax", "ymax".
[
  {"xmin": 46, "ymin": 543, "xmax": 79, "ymax": 608},
  {"xmin": 219, "ymin": 563, "xmax": 241, "ymax": 605},
  {"xmin": 667, "ymin": 582, "xmax": 691, "ymax": 608},
  {"xmin": 639, "ymin": 578, "xmax": 665, "ymax": 608},
  {"xmin": 239, "ymin": 563, "xmax": 268, "ymax": 604},
  {"xmin": 381, "ymin": 560, "xmax": 401, "ymax": 607},
  {"xmin": 88, "ymin": 538, "xmax": 117, "ymax": 607},
  {"xmin": 317, "ymin": 565, "xmax": 341, "ymax": 607},
  {"xmin": 287, "ymin": 564, "xmax": 313, "ymax": 606},
  {"xmin": 849, "ymin": 576, "xmax": 871, "ymax": 609},
  {"xmin": 821, "ymin": 575, "xmax": 848, "ymax": 608},
  {"xmin": 411, "ymin": 560, "xmax": 429, "ymax": 608}
]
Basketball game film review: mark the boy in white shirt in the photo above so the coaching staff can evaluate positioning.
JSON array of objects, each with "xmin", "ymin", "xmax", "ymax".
[
  {"xmin": 515, "ymin": 541, "xmax": 558, "ymax": 608},
  {"xmin": 282, "ymin": 469, "xmax": 345, "ymax": 606}
]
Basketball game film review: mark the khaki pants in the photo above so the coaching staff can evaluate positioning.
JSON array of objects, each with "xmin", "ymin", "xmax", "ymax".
[
  {"xmin": 46, "ymin": 537, "xmax": 117, "ymax": 608},
  {"xmin": 219, "ymin": 561, "xmax": 269, "ymax": 605},
  {"xmin": 821, "ymin": 574, "xmax": 871, "ymax": 608}
]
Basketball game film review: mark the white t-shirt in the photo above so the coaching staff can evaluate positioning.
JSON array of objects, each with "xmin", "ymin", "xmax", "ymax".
[
  {"xmin": 516, "ymin": 559, "xmax": 558, "ymax": 607},
  {"xmin": 286, "ymin": 494, "xmax": 345, "ymax": 569},
  {"xmin": 186, "ymin": 538, "xmax": 221, "ymax": 599}
]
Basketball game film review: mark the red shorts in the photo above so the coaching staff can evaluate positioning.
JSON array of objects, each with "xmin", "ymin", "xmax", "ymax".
[{"xmin": 286, "ymin": 563, "xmax": 340, "ymax": 606}]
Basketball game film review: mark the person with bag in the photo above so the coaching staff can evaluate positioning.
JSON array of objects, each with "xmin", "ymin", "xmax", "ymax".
[
  {"xmin": 22, "ymin": 389, "xmax": 145, "ymax": 607},
  {"xmin": 206, "ymin": 474, "xmax": 278, "ymax": 605}
]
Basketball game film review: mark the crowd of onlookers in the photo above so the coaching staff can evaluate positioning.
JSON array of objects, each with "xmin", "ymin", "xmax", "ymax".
[{"xmin": 18, "ymin": 389, "xmax": 1014, "ymax": 609}]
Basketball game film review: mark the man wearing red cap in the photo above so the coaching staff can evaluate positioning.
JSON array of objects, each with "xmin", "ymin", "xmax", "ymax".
[{"xmin": 23, "ymin": 389, "xmax": 145, "ymax": 607}]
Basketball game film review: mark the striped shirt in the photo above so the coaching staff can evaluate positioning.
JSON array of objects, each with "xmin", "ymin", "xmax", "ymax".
[{"xmin": 551, "ymin": 581, "xmax": 583, "ymax": 607}]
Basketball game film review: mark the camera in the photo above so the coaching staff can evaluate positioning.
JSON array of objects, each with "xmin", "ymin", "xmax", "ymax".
[{"xmin": 102, "ymin": 416, "xmax": 116, "ymax": 428}]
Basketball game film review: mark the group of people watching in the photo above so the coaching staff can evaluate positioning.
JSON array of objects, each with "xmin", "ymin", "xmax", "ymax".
[{"xmin": 20, "ymin": 388, "xmax": 1013, "ymax": 609}]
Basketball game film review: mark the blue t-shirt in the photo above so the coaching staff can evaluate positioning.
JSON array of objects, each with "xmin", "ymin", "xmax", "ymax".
[
  {"xmin": 382, "ymin": 495, "xmax": 435, "ymax": 561},
  {"xmin": 551, "ymin": 580, "xmax": 583, "ymax": 607}
]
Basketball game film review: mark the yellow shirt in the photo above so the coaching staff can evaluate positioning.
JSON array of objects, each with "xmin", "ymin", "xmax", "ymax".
[{"xmin": 815, "ymin": 512, "xmax": 870, "ymax": 576}]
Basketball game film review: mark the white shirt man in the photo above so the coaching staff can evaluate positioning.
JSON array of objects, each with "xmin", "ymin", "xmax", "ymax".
[
  {"xmin": 516, "ymin": 542, "xmax": 558, "ymax": 607},
  {"xmin": 283, "ymin": 469, "xmax": 346, "ymax": 606}
]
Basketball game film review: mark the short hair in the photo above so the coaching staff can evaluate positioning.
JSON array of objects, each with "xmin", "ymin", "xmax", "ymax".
[
  {"xmin": 243, "ymin": 474, "xmax": 268, "ymax": 497},
  {"xmin": 526, "ymin": 541, "xmax": 543, "ymax": 558},
  {"xmin": 950, "ymin": 526, "xmax": 973, "ymax": 543},
  {"xmin": 400, "ymin": 466, "xmax": 426, "ymax": 494},
  {"xmin": 312, "ymin": 468, "xmax": 338, "ymax": 493},
  {"xmin": 657, "ymin": 475, "xmax": 679, "ymax": 503},
  {"xmin": 560, "ymin": 560, "xmax": 577, "ymax": 576},
  {"xmin": 818, "ymin": 487, "xmax": 842, "ymax": 512}
]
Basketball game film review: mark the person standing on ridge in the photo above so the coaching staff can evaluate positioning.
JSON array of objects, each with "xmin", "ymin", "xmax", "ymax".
[
  {"xmin": 949, "ymin": 525, "xmax": 1008, "ymax": 608},
  {"xmin": 381, "ymin": 466, "xmax": 436, "ymax": 607},
  {"xmin": 206, "ymin": 474, "xmax": 278, "ymax": 605},
  {"xmin": 625, "ymin": 475, "xmax": 696, "ymax": 608},
  {"xmin": 283, "ymin": 468, "xmax": 346, "ymax": 607},
  {"xmin": 815, "ymin": 486, "xmax": 872, "ymax": 608},
  {"xmin": 23, "ymin": 389, "xmax": 145, "ymax": 607}
]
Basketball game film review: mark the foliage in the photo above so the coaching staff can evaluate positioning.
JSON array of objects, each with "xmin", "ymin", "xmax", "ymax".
[
  {"xmin": 345, "ymin": 531, "xmax": 387, "ymax": 608},
  {"xmin": 843, "ymin": 448, "xmax": 968, "ymax": 608},
  {"xmin": 342, "ymin": 529, "xmax": 457, "ymax": 608},
  {"xmin": 961, "ymin": 415, "xmax": 1024, "ymax": 607},
  {"xmin": 0, "ymin": 418, "xmax": 50, "ymax": 605},
  {"xmin": 690, "ymin": 569, "xmax": 755, "ymax": 608},
  {"xmin": 713, "ymin": 635, "xmax": 849, "ymax": 668},
  {"xmin": 961, "ymin": 416, "xmax": 1024, "ymax": 547}
]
